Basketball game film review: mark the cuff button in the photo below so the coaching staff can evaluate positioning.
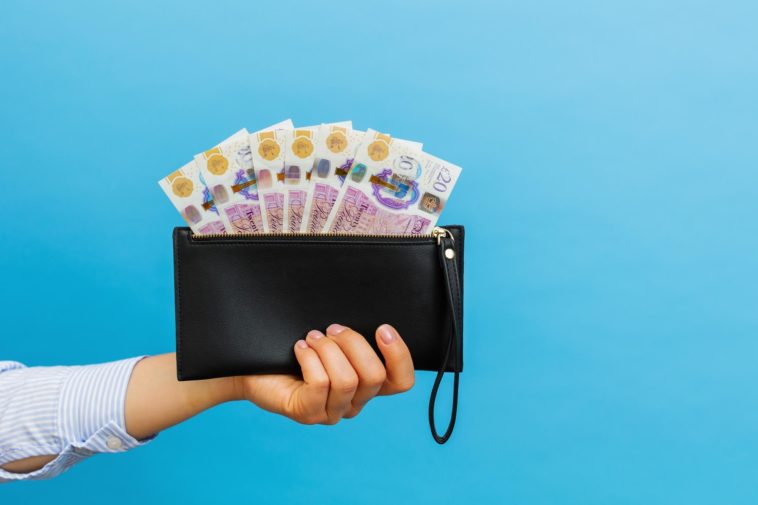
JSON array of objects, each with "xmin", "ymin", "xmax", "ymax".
[{"xmin": 106, "ymin": 436, "xmax": 123, "ymax": 450}]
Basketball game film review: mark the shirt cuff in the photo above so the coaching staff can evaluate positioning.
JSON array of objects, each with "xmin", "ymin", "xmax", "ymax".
[
  {"xmin": 59, "ymin": 355, "xmax": 156, "ymax": 452},
  {"xmin": 0, "ymin": 356, "xmax": 155, "ymax": 482}
]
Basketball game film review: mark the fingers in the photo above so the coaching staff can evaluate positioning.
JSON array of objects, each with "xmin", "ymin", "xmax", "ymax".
[
  {"xmin": 305, "ymin": 329, "xmax": 359, "ymax": 424},
  {"xmin": 325, "ymin": 324, "xmax": 387, "ymax": 418},
  {"xmin": 290, "ymin": 323, "xmax": 415, "ymax": 426},
  {"xmin": 374, "ymin": 324, "xmax": 415, "ymax": 396},
  {"xmin": 290, "ymin": 338, "xmax": 330, "ymax": 424}
]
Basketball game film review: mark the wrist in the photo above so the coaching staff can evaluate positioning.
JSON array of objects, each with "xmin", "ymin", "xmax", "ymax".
[
  {"xmin": 186, "ymin": 375, "xmax": 240, "ymax": 411},
  {"xmin": 230, "ymin": 375, "xmax": 246, "ymax": 402}
]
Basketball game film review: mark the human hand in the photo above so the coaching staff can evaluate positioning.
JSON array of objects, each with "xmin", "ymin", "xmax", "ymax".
[{"xmin": 233, "ymin": 323, "xmax": 415, "ymax": 424}]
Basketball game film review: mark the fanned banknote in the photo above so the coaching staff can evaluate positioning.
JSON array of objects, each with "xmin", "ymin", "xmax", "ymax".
[
  {"xmin": 282, "ymin": 121, "xmax": 352, "ymax": 233},
  {"xmin": 300, "ymin": 124, "xmax": 365, "ymax": 234},
  {"xmin": 159, "ymin": 160, "xmax": 228, "ymax": 235},
  {"xmin": 194, "ymin": 121, "xmax": 292, "ymax": 234},
  {"xmin": 161, "ymin": 121, "xmax": 461, "ymax": 236},
  {"xmin": 324, "ymin": 129, "xmax": 457, "ymax": 235},
  {"xmin": 193, "ymin": 129, "xmax": 262, "ymax": 234},
  {"xmin": 249, "ymin": 125, "xmax": 292, "ymax": 233}
]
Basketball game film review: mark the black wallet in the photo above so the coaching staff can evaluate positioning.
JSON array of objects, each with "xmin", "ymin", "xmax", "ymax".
[{"xmin": 173, "ymin": 225, "xmax": 464, "ymax": 443}]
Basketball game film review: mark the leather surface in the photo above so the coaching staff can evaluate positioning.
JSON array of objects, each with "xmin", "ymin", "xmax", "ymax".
[
  {"xmin": 173, "ymin": 226, "xmax": 464, "ymax": 381},
  {"xmin": 429, "ymin": 231, "xmax": 463, "ymax": 443}
]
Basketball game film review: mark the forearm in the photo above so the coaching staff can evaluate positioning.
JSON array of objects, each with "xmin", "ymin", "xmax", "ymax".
[
  {"xmin": 1, "ymin": 353, "xmax": 240, "ymax": 477},
  {"xmin": 124, "ymin": 353, "xmax": 240, "ymax": 440}
]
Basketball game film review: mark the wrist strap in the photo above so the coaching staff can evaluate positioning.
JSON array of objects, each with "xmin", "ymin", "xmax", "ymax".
[{"xmin": 429, "ymin": 230, "xmax": 462, "ymax": 444}]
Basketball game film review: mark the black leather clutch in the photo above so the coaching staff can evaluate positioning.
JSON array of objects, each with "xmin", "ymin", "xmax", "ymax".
[{"xmin": 173, "ymin": 225, "xmax": 464, "ymax": 443}]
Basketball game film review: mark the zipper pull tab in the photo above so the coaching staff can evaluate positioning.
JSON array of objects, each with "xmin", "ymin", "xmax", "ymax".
[
  {"xmin": 432, "ymin": 226, "xmax": 454, "ymax": 246},
  {"xmin": 432, "ymin": 226, "xmax": 456, "ymax": 260}
]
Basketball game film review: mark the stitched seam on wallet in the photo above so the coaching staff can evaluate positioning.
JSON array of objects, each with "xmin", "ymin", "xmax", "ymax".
[
  {"xmin": 449, "ymin": 250, "xmax": 463, "ymax": 371},
  {"xmin": 175, "ymin": 232, "xmax": 183, "ymax": 378},
  {"xmin": 457, "ymin": 227, "xmax": 464, "ymax": 367},
  {"xmin": 458, "ymin": 226, "xmax": 466, "ymax": 369},
  {"xmin": 445, "ymin": 242, "xmax": 463, "ymax": 370}
]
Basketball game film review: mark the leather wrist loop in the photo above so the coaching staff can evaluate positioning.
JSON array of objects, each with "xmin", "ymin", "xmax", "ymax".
[{"xmin": 429, "ymin": 232, "xmax": 462, "ymax": 444}]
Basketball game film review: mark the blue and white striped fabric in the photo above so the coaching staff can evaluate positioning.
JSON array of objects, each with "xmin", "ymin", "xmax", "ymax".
[{"xmin": 0, "ymin": 357, "xmax": 153, "ymax": 482}]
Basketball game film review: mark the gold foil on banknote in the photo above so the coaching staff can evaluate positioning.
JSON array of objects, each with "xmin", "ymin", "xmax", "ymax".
[
  {"xmin": 325, "ymin": 128, "xmax": 348, "ymax": 153},
  {"xmin": 291, "ymin": 130, "xmax": 314, "ymax": 158},
  {"xmin": 367, "ymin": 139, "xmax": 389, "ymax": 161},
  {"xmin": 171, "ymin": 175, "xmax": 193, "ymax": 198},
  {"xmin": 257, "ymin": 131, "xmax": 281, "ymax": 161},
  {"xmin": 204, "ymin": 147, "xmax": 229, "ymax": 175}
]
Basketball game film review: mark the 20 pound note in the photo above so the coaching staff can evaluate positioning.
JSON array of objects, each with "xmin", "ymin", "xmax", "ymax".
[
  {"xmin": 300, "ymin": 124, "xmax": 365, "ymax": 233},
  {"xmin": 282, "ymin": 121, "xmax": 352, "ymax": 233},
  {"xmin": 249, "ymin": 124, "xmax": 292, "ymax": 233}
]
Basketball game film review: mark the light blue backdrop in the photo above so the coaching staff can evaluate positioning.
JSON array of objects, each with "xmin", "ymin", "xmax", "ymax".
[{"xmin": 2, "ymin": 0, "xmax": 757, "ymax": 503}]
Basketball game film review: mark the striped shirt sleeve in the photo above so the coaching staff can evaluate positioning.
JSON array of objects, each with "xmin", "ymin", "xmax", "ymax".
[{"xmin": 0, "ymin": 357, "xmax": 155, "ymax": 482}]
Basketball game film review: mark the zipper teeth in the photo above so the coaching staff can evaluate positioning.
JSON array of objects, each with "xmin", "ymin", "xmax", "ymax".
[
  {"xmin": 192, "ymin": 227, "xmax": 447, "ymax": 240},
  {"xmin": 193, "ymin": 232, "xmax": 436, "ymax": 240}
]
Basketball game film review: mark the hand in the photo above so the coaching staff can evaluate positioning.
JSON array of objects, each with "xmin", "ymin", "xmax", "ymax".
[{"xmin": 233, "ymin": 323, "xmax": 415, "ymax": 424}]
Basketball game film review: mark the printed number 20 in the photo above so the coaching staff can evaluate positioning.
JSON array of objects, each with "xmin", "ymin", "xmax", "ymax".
[{"xmin": 433, "ymin": 167, "xmax": 452, "ymax": 192}]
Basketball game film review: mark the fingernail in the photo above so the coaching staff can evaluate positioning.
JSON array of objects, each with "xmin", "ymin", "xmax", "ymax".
[
  {"xmin": 326, "ymin": 323, "xmax": 346, "ymax": 335},
  {"xmin": 296, "ymin": 339, "xmax": 309, "ymax": 349},
  {"xmin": 378, "ymin": 324, "xmax": 397, "ymax": 345},
  {"xmin": 307, "ymin": 330, "xmax": 324, "ymax": 340}
]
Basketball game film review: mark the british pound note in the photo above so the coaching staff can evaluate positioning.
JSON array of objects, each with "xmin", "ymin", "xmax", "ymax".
[
  {"xmin": 282, "ymin": 122, "xmax": 351, "ymax": 233},
  {"xmin": 249, "ymin": 125, "xmax": 292, "ymax": 233},
  {"xmin": 325, "ymin": 129, "xmax": 457, "ymax": 235},
  {"xmin": 193, "ymin": 129, "xmax": 263, "ymax": 234},
  {"xmin": 195, "ymin": 121, "xmax": 292, "ymax": 234},
  {"xmin": 158, "ymin": 160, "xmax": 228, "ymax": 235},
  {"xmin": 300, "ymin": 124, "xmax": 365, "ymax": 233}
]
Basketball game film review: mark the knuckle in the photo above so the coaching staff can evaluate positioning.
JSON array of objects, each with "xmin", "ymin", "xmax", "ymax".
[
  {"xmin": 300, "ymin": 411, "xmax": 327, "ymax": 425},
  {"xmin": 308, "ymin": 336, "xmax": 327, "ymax": 347},
  {"xmin": 298, "ymin": 416, "xmax": 317, "ymax": 426},
  {"xmin": 333, "ymin": 377, "xmax": 359, "ymax": 395},
  {"xmin": 329, "ymin": 327, "xmax": 361, "ymax": 344},
  {"xmin": 323, "ymin": 416, "xmax": 341, "ymax": 426},
  {"xmin": 393, "ymin": 376, "xmax": 415, "ymax": 393},
  {"xmin": 362, "ymin": 367, "xmax": 387, "ymax": 387},
  {"xmin": 343, "ymin": 407, "xmax": 361, "ymax": 419},
  {"xmin": 311, "ymin": 377, "xmax": 331, "ymax": 391}
]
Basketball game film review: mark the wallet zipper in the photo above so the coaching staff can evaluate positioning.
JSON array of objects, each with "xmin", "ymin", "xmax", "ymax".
[{"xmin": 191, "ymin": 226, "xmax": 453, "ymax": 242}]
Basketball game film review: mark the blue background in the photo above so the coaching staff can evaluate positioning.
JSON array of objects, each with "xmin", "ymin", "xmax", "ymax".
[{"xmin": 2, "ymin": 0, "xmax": 757, "ymax": 503}]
